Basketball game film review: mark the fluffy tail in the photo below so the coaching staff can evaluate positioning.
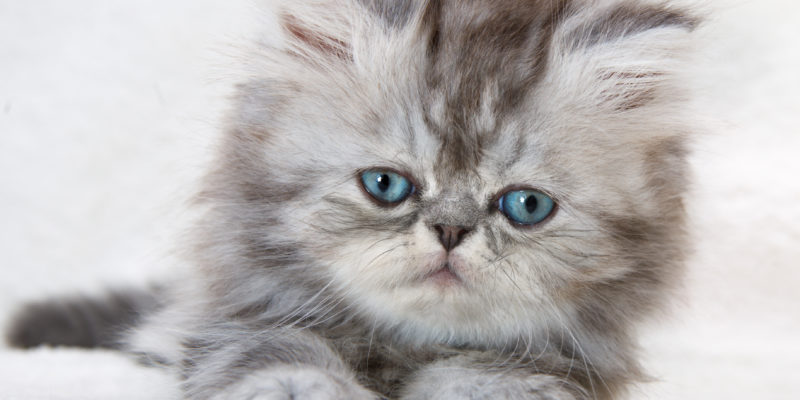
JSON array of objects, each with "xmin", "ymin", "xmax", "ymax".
[{"xmin": 5, "ymin": 287, "xmax": 163, "ymax": 350}]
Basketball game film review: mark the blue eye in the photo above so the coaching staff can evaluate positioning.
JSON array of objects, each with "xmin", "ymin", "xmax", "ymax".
[
  {"xmin": 360, "ymin": 170, "xmax": 414, "ymax": 205},
  {"xmin": 498, "ymin": 189, "xmax": 556, "ymax": 226}
]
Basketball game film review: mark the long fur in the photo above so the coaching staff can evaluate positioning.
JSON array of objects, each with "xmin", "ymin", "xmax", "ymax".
[
  {"xmin": 6, "ymin": 288, "xmax": 162, "ymax": 349},
  {"xmin": 7, "ymin": 1, "xmax": 699, "ymax": 399}
]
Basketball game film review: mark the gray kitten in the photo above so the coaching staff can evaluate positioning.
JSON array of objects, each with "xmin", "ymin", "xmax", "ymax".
[{"xmin": 7, "ymin": 0, "xmax": 698, "ymax": 399}]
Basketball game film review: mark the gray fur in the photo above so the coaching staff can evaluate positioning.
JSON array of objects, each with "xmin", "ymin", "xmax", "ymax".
[
  {"xmin": 359, "ymin": 0, "xmax": 417, "ymax": 28},
  {"xmin": 6, "ymin": 1, "xmax": 699, "ymax": 399},
  {"xmin": 567, "ymin": 1, "xmax": 699, "ymax": 49},
  {"xmin": 6, "ymin": 288, "xmax": 162, "ymax": 349}
]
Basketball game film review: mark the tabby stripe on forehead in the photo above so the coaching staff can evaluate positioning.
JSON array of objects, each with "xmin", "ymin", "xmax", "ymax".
[
  {"xmin": 420, "ymin": 0, "xmax": 443, "ymax": 61},
  {"xmin": 421, "ymin": 0, "xmax": 571, "ymax": 173}
]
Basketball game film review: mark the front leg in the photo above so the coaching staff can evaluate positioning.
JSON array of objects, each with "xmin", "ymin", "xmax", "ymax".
[
  {"xmin": 400, "ymin": 353, "xmax": 588, "ymax": 400},
  {"xmin": 218, "ymin": 365, "xmax": 376, "ymax": 400},
  {"xmin": 181, "ymin": 326, "xmax": 377, "ymax": 400}
]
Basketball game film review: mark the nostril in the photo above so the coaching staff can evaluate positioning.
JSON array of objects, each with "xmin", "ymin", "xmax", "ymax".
[{"xmin": 433, "ymin": 225, "xmax": 471, "ymax": 251}]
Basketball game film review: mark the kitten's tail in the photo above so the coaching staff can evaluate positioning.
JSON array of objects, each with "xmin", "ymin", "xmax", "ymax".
[{"xmin": 5, "ymin": 286, "xmax": 163, "ymax": 350}]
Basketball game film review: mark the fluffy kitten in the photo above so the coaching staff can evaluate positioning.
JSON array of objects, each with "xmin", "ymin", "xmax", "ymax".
[{"xmin": 7, "ymin": 0, "xmax": 698, "ymax": 399}]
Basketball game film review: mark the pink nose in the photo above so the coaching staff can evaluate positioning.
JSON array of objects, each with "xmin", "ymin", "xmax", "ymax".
[{"xmin": 433, "ymin": 225, "xmax": 471, "ymax": 251}]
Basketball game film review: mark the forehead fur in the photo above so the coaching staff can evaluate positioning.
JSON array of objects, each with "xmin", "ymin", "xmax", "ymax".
[{"xmin": 236, "ymin": 0, "xmax": 697, "ymax": 175}]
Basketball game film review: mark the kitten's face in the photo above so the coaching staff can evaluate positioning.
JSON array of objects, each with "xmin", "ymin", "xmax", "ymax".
[{"xmin": 219, "ymin": 0, "xmax": 694, "ymax": 345}]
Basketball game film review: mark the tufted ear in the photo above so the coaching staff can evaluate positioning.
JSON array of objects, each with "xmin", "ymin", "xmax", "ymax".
[
  {"xmin": 276, "ymin": 0, "xmax": 356, "ymax": 64},
  {"xmin": 544, "ymin": 1, "xmax": 700, "ymax": 113}
]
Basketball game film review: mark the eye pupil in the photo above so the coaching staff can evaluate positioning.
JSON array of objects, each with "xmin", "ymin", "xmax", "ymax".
[
  {"xmin": 376, "ymin": 174, "xmax": 391, "ymax": 192},
  {"xmin": 524, "ymin": 196, "xmax": 538, "ymax": 213}
]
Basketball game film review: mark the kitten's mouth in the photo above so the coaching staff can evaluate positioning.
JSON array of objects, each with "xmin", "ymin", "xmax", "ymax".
[{"xmin": 424, "ymin": 262, "xmax": 462, "ymax": 287}]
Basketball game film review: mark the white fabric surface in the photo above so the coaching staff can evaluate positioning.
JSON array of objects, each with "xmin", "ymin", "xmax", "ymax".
[{"xmin": 1, "ymin": 0, "xmax": 798, "ymax": 399}]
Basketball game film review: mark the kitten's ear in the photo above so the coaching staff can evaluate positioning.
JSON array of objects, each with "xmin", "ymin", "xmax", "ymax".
[
  {"xmin": 274, "ymin": 0, "xmax": 356, "ymax": 64},
  {"xmin": 545, "ymin": 3, "xmax": 700, "ymax": 113}
]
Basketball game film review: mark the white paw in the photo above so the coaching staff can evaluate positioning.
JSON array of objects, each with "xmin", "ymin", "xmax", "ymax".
[{"xmin": 216, "ymin": 366, "xmax": 377, "ymax": 400}]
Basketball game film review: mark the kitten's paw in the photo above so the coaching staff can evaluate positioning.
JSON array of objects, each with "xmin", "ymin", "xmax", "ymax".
[
  {"xmin": 402, "ymin": 368, "xmax": 582, "ymax": 400},
  {"xmin": 216, "ymin": 366, "xmax": 377, "ymax": 400}
]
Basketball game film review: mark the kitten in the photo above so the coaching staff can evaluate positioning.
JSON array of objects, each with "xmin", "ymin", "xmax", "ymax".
[{"xmin": 6, "ymin": 0, "xmax": 698, "ymax": 399}]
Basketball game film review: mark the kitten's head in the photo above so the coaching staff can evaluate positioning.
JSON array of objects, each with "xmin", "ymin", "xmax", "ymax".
[{"xmin": 204, "ymin": 0, "xmax": 697, "ymax": 346}]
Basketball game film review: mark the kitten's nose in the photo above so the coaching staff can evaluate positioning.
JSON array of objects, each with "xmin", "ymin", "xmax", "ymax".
[{"xmin": 433, "ymin": 225, "xmax": 471, "ymax": 251}]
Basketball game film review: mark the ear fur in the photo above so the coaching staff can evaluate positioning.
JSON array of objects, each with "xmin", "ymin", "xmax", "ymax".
[
  {"xmin": 274, "ymin": 0, "xmax": 357, "ymax": 64},
  {"xmin": 545, "ymin": 1, "xmax": 699, "ymax": 114}
]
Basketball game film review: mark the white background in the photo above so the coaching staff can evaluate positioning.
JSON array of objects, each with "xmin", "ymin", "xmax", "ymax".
[{"xmin": 1, "ymin": 0, "xmax": 798, "ymax": 398}]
